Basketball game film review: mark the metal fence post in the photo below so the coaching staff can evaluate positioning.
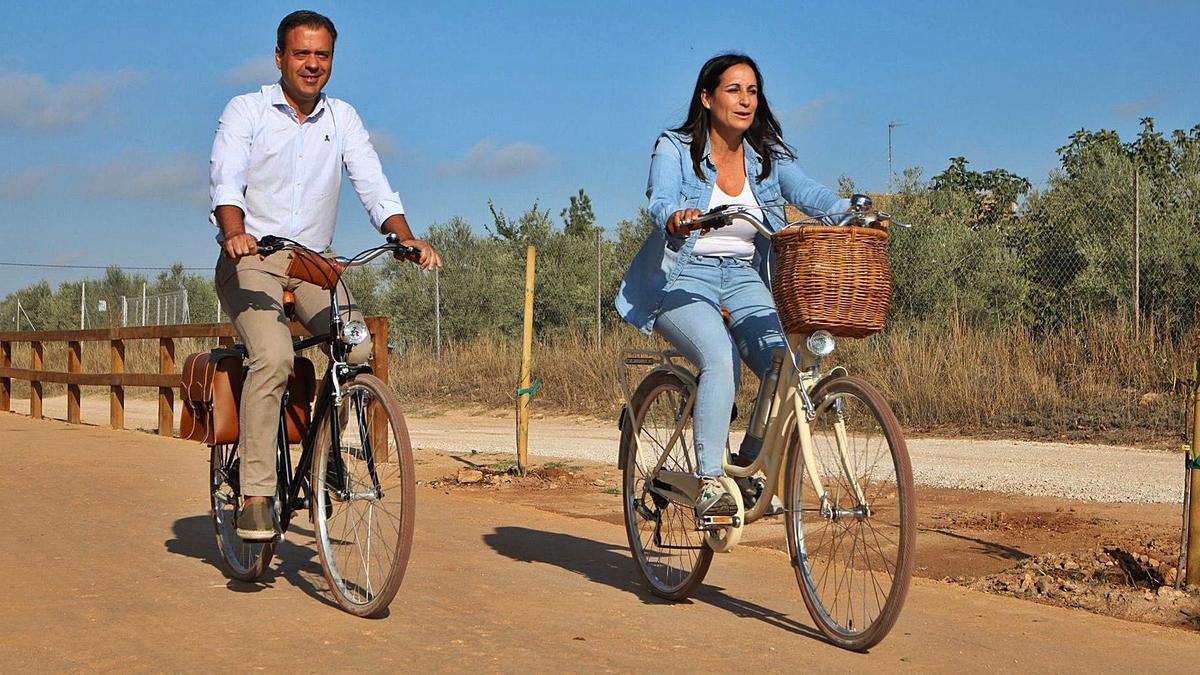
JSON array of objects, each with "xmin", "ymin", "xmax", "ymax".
[
  {"xmin": 1186, "ymin": 337, "xmax": 1200, "ymax": 586},
  {"xmin": 596, "ymin": 227, "xmax": 602, "ymax": 347},
  {"xmin": 1133, "ymin": 166, "xmax": 1141, "ymax": 338},
  {"xmin": 434, "ymin": 267, "xmax": 441, "ymax": 357}
]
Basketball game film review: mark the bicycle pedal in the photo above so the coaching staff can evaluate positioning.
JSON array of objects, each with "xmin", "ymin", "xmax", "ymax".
[{"xmin": 696, "ymin": 514, "xmax": 741, "ymax": 530}]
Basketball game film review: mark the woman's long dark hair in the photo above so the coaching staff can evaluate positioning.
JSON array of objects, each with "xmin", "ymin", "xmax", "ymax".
[{"xmin": 671, "ymin": 53, "xmax": 794, "ymax": 181}]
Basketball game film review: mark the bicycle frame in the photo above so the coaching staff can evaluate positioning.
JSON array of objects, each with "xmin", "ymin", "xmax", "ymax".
[
  {"xmin": 622, "ymin": 333, "xmax": 866, "ymax": 550},
  {"xmin": 256, "ymin": 254, "xmax": 384, "ymax": 535}
]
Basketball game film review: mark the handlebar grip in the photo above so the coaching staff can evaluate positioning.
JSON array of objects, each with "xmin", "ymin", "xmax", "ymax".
[{"xmin": 256, "ymin": 235, "xmax": 283, "ymax": 254}]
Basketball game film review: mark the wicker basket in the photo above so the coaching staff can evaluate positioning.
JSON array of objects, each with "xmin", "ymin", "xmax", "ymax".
[{"xmin": 771, "ymin": 225, "xmax": 892, "ymax": 338}]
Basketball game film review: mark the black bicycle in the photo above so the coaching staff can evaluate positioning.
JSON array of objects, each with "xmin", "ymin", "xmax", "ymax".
[{"xmin": 208, "ymin": 233, "xmax": 419, "ymax": 617}]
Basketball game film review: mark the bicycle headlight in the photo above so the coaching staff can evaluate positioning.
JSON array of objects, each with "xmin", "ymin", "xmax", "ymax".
[
  {"xmin": 806, "ymin": 330, "xmax": 836, "ymax": 358},
  {"xmin": 342, "ymin": 320, "xmax": 370, "ymax": 346}
]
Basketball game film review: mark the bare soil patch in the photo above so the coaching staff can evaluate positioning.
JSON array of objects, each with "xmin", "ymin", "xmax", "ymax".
[{"xmin": 410, "ymin": 448, "xmax": 1199, "ymax": 633}]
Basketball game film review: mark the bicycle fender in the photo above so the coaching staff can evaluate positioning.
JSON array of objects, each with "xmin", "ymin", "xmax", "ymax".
[{"xmin": 812, "ymin": 366, "xmax": 849, "ymax": 398}]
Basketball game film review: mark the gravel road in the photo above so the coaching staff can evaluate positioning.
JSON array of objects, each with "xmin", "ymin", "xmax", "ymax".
[{"xmin": 406, "ymin": 413, "xmax": 1187, "ymax": 504}]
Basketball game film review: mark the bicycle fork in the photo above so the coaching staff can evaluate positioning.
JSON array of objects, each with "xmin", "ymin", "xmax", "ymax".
[{"xmin": 795, "ymin": 392, "xmax": 870, "ymax": 521}]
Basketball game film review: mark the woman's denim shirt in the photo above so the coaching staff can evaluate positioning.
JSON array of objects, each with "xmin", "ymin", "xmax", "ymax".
[{"xmin": 615, "ymin": 130, "xmax": 850, "ymax": 335}]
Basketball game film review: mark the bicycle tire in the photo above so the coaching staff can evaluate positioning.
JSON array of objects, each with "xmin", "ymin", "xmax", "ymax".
[
  {"xmin": 621, "ymin": 369, "xmax": 713, "ymax": 600},
  {"xmin": 783, "ymin": 375, "xmax": 915, "ymax": 651},
  {"xmin": 311, "ymin": 373, "xmax": 415, "ymax": 617},
  {"xmin": 209, "ymin": 442, "xmax": 275, "ymax": 581}
]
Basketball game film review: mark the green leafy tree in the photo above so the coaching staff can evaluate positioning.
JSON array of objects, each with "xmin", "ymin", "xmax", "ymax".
[{"xmin": 561, "ymin": 188, "xmax": 596, "ymax": 237}]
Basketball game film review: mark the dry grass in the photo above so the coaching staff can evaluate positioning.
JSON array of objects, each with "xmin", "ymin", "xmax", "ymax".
[
  {"xmin": 388, "ymin": 316, "xmax": 1195, "ymax": 446},
  {"xmin": 838, "ymin": 314, "xmax": 1192, "ymax": 444}
]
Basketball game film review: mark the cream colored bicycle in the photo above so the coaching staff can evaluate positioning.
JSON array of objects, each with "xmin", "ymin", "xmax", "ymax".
[{"xmin": 617, "ymin": 199, "xmax": 915, "ymax": 651}]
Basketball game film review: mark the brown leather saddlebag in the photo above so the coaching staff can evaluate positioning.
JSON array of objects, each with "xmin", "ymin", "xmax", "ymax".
[
  {"xmin": 180, "ymin": 349, "xmax": 317, "ymax": 445},
  {"xmin": 287, "ymin": 249, "xmax": 345, "ymax": 290}
]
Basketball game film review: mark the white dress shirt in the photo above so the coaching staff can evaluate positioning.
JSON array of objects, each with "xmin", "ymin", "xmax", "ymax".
[{"xmin": 209, "ymin": 82, "xmax": 404, "ymax": 252}]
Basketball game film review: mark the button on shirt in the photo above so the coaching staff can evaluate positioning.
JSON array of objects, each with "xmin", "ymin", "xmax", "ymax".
[{"xmin": 209, "ymin": 82, "xmax": 404, "ymax": 252}]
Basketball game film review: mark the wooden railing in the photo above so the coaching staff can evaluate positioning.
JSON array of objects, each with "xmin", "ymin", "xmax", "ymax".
[{"xmin": 0, "ymin": 317, "xmax": 389, "ymax": 435}]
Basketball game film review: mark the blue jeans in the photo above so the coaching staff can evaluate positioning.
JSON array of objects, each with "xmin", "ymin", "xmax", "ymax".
[{"xmin": 653, "ymin": 255, "xmax": 787, "ymax": 477}]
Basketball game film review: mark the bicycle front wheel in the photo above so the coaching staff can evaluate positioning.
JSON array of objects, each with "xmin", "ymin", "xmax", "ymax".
[
  {"xmin": 621, "ymin": 370, "xmax": 712, "ymax": 600},
  {"xmin": 311, "ymin": 374, "xmax": 415, "ymax": 617},
  {"xmin": 209, "ymin": 442, "xmax": 275, "ymax": 581},
  {"xmin": 784, "ymin": 375, "xmax": 915, "ymax": 651}
]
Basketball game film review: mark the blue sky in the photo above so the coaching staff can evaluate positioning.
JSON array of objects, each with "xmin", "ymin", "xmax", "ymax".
[{"xmin": 2, "ymin": 0, "xmax": 1197, "ymax": 297}]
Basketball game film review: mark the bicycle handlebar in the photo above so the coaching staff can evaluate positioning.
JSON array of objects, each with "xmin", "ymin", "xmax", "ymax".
[
  {"xmin": 679, "ymin": 194, "xmax": 913, "ymax": 237},
  {"xmin": 256, "ymin": 233, "xmax": 422, "ymax": 267}
]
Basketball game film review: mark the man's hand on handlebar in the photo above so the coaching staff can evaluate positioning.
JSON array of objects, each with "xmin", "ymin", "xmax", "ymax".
[
  {"xmin": 666, "ymin": 208, "xmax": 704, "ymax": 236},
  {"xmin": 397, "ymin": 239, "xmax": 443, "ymax": 271},
  {"xmin": 222, "ymin": 232, "xmax": 259, "ymax": 259}
]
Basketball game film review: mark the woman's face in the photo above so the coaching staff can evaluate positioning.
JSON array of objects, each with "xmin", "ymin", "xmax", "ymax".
[{"xmin": 701, "ymin": 63, "xmax": 758, "ymax": 137}]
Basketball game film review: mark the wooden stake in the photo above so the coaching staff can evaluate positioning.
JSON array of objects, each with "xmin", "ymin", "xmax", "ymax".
[
  {"xmin": 0, "ymin": 341, "xmax": 10, "ymax": 412},
  {"xmin": 111, "ymin": 339, "xmax": 125, "ymax": 430},
  {"xmin": 30, "ymin": 341, "xmax": 43, "ymax": 420},
  {"xmin": 517, "ymin": 245, "xmax": 536, "ymax": 476},
  {"xmin": 67, "ymin": 341, "xmax": 81, "ymax": 424},
  {"xmin": 158, "ymin": 337, "xmax": 174, "ymax": 436}
]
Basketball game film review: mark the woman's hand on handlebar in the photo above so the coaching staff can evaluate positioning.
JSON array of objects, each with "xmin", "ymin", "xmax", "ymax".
[
  {"xmin": 666, "ymin": 208, "xmax": 704, "ymax": 236},
  {"xmin": 222, "ymin": 232, "xmax": 259, "ymax": 259},
  {"xmin": 396, "ymin": 239, "xmax": 443, "ymax": 270}
]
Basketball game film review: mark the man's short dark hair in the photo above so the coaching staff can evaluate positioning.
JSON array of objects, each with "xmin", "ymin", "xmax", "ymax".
[{"xmin": 276, "ymin": 10, "xmax": 337, "ymax": 52}]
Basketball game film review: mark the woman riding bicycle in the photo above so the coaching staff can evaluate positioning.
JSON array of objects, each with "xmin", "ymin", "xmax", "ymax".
[{"xmin": 615, "ymin": 53, "xmax": 850, "ymax": 519}]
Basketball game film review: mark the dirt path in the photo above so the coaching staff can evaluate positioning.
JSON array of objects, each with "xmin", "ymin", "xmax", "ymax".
[{"xmin": 2, "ymin": 412, "xmax": 1197, "ymax": 671}]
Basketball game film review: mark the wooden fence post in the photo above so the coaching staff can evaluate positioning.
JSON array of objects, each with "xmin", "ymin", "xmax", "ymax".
[
  {"xmin": 158, "ymin": 337, "xmax": 174, "ymax": 436},
  {"xmin": 111, "ymin": 339, "xmax": 125, "ymax": 430},
  {"xmin": 67, "ymin": 341, "xmax": 81, "ymax": 424},
  {"xmin": 367, "ymin": 316, "xmax": 389, "ymax": 462},
  {"xmin": 0, "ymin": 341, "xmax": 10, "ymax": 412},
  {"xmin": 30, "ymin": 341, "xmax": 43, "ymax": 420},
  {"xmin": 517, "ymin": 245, "xmax": 537, "ymax": 476}
]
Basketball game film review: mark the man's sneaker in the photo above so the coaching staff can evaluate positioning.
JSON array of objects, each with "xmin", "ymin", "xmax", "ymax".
[
  {"xmin": 694, "ymin": 477, "xmax": 738, "ymax": 519},
  {"xmin": 235, "ymin": 499, "xmax": 278, "ymax": 542}
]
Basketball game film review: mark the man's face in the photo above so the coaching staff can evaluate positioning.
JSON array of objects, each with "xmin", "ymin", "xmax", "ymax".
[{"xmin": 275, "ymin": 25, "xmax": 333, "ymax": 108}]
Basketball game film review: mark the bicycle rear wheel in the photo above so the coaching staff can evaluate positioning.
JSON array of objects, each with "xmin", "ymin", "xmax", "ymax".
[
  {"xmin": 621, "ymin": 370, "xmax": 712, "ymax": 600},
  {"xmin": 784, "ymin": 375, "xmax": 915, "ymax": 651},
  {"xmin": 209, "ymin": 442, "xmax": 275, "ymax": 581},
  {"xmin": 311, "ymin": 373, "xmax": 415, "ymax": 617}
]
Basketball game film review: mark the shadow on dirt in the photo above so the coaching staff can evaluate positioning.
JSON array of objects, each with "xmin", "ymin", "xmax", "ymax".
[
  {"xmin": 165, "ymin": 515, "xmax": 352, "ymax": 613},
  {"xmin": 483, "ymin": 526, "xmax": 828, "ymax": 643},
  {"xmin": 922, "ymin": 527, "xmax": 1032, "ymax": 561}
]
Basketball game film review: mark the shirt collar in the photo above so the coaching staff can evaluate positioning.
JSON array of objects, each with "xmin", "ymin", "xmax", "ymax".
[
  {"xmin": 700, "ymin": 135, "xmax": 764, "ymax": 169},
  {"xmin": 266, "ymin": 81, "xmax": 328, "ymax": 121}
]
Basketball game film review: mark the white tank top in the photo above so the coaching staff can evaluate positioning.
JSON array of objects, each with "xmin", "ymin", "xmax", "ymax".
[{"xmin": 691, "ymin": 177, "xmax": 759, "ymax": 259}]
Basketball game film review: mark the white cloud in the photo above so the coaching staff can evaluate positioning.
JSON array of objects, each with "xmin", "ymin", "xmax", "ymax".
[
  {"xmin": 0, "ymin": 167, "xmax": 53, "ymax": 199},
  {"xmin": 85, "ymin": 151, "xmax": 207, "ymax": 205},
  {"xmin": 222, "ymin": 56, "xmax": 279, "ymax": 85},
  {"xmin": 1112, "ymin": 95, "xmax": 1165, "ymax": 119},
  {"xmin": 49, "ymin": 250, "xmax": 84, "ymax": 266},
  {"xmin": 438, "ymin": 139, "xmax": 548, "ymax": 177},
  {"xmin": 0, "ymin": 68, "xmax": 140, "ymax": 130},
  {"xmin": 368, "ymin": 128, "xmax": 398, "ymax": 159},
  {"xmin": 784, "ymin": 94, "xmax": 838, "ymax": 129}
]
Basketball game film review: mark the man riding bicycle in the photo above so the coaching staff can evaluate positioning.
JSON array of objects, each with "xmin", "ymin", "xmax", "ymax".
[{"xmin": 208, "ymin": 10, "xmax": 442, "ymax": 542}]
